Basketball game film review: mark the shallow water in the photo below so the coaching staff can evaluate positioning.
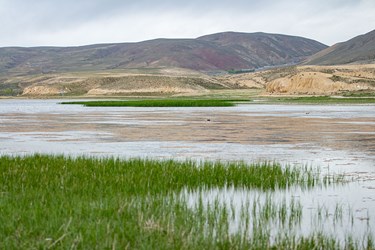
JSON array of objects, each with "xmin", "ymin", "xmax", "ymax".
[
  {"xmin": 182, "ymin": 182, "xmax": 374, "ymax": 244},
  {"xmin": 1, "ymin": 99, "xmax": 374, "ymax": 242}
]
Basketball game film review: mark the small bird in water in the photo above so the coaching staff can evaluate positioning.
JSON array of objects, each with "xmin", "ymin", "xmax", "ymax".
[{"xmin": 207, "ymin": 119, "xmax": 211, "ymax": 122}]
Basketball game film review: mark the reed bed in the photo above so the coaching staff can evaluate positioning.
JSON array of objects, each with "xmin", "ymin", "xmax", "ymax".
[
  {"xmin": 61, "ymin": 99, "xmax": 238, "ymax": 107},
  {"xmin": 0, "ymin": 155, "xmax": 370, "ymax": 249}
]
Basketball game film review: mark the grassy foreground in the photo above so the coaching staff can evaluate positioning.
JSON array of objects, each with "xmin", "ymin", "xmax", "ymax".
[
  {"xmin": 61, "ymin": 99, "xmax": 238, "ymax": 107},
  {"xmin": 0, "ymin": 155, "xmax": 371, "ymax": 249}
]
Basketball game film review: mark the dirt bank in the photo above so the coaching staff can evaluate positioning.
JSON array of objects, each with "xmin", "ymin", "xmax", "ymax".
[
  {"xmin": 15, "ymin": 69, "xmax": 227, "ymax": 96},
  {"xmin": 217, "ymin": 64, "xmax": 375, "ymax": 95}
]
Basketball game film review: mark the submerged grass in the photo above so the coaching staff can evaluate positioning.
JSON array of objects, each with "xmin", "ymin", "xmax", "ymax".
[
  {"xmin": 61, "ymin": 99, "xmax": 239, "ymax": 107},
  {"xmin": 0, "ymin": 155, "xmax": 368, "ymax": 249}
]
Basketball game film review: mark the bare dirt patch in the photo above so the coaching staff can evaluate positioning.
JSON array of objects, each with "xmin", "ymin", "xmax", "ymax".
[{"xmin": 217, "ymin": 64, "xmax": 375, "ymax": 95}]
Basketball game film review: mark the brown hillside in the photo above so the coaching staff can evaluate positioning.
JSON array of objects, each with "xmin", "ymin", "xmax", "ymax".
[
  {"xmin": 0, "ymin": 32, "xmax": 326, "ymax": 76},
  {"xmin": 217, "ymin": 65, "xmax": 375, "ymax": 95},
  {"xmin": 306, "ymin": 29, "xmax": 375, "ymax": 65},
  {"xmin": 12, "ymin": 68, "xmax": 228, "ymax": 96}
]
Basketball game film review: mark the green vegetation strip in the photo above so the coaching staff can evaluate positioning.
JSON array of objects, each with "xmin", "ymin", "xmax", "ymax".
[
  {"xmin": 61, "ymin": 99, "xmax": 238, "ymax": 107},
  {"xmin": 343, "ymin": 91, "xmax": 375, "ymax": 98},
  {"xmin": 277, "ymin": 96, "xmax": 375, "ymax": 104},
  {"xmin": 1, "ymin": 155, "xmax": 364, "ymax": 249}
]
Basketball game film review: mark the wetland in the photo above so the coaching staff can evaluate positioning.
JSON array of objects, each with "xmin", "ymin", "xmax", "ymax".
[{"xmin": 0, "ymin": 99, "xmax": 374, "ymax": 249}]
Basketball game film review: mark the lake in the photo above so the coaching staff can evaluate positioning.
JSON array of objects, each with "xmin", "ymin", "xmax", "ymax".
[{"xmin": 1, "ymin": 99, "xmax": 374, "ymax": 242}]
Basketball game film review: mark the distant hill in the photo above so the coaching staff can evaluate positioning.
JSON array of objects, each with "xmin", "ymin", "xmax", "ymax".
[
  {"xmin": 306, "ymin": 29, "xmax": 375, "ymax": 65},
  {"xmin": 198, "ymin": 32, "xmax": 326, "ymax": 68},
  {"xmin": 0, "ymin": 32, "xmax": 326, "ymax": 76}
]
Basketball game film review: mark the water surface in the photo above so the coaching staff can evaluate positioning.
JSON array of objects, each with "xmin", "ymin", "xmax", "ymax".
[{"xmin": 1, "ymin": 99, "xmax": 374, "ymax": 242}]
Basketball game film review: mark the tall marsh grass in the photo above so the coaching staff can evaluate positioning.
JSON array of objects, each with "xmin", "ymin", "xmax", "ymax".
[{"xmin": 0, "ymin": 155, "xmax": 370, "ymax": 249}]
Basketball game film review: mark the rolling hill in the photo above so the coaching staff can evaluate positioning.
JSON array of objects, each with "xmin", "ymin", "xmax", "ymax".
[
  {"xmin": 0, "ymin": 32, "xmax": 327, "ymax": 76},
  {"xmin": 306, "ymin": 29, "xmax": 375, "ymax": 65}
]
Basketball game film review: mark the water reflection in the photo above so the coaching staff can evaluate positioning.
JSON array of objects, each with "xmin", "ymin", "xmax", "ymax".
[{"xmin": 180, "ymin": 182, "xmax": 374, "ymax": 244}]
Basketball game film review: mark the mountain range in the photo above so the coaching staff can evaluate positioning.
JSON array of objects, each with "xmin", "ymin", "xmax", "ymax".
[
  {"xmin": 0, "ymin": 32, "xmax": 327, "ymax": 75},
  {"xmin": 305, "ymin": 29, "xmax": 375, "ymax": 65},
  {"xmin": 1, "ymin": 29, "xmax": 375, "ymax": 97}
]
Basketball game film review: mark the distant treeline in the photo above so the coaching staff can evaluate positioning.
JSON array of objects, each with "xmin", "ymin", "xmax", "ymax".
[{"xmin": 227, "ymin": 69, "xmax": 255, "ymax": 74}]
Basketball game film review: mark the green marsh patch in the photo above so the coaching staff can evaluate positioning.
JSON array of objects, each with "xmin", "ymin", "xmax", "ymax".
[
  {"xmin": 274, "ymin": 96, "xmax": 375, "ymax": 104},
  {"xmin": 1, "ymin": 155, "xmax": 372, "ymax": 249},
  {"xmin": 61, "ymin": 99, "xmax": 239, "ymax": 107}
]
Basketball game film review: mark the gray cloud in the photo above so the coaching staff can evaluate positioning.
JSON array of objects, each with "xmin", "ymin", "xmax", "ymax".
[{"xmin": 0, "ymin": 0, "xmax": 374, "ymax": 47}]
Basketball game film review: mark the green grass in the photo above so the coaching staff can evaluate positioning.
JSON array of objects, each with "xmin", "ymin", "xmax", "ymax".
[
  {"xmin": 0, "ymin": 155, "xmax": 323, "ymax": 197},
  {"xmin": 343, "ymin": 91, "xmax": 375, "ymax": 98},
  {"xmin": 0, "ymin": 155, "xmax": 370, "ymax": 249},
  {"xmin": 274, "ymin": 96, "xmax": 375, "ymax": 104},
  {"xmin": 61, "ymin": 99, "xmax": 239, "ymax": 107},
  {"xmin": 0, "ymin": 83, "xmax": 21, "ymax": 96}
]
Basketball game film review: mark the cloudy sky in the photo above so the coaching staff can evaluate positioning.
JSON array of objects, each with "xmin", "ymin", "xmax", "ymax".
[{"xmin": 0, "ymin": 0, "xmax": 374, "ymax": 47}]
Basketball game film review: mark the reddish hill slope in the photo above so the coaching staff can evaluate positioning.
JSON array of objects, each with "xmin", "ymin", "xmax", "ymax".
[{"xmin": 0, "ymin": 32, "xmax": 327, "ymax": 75}]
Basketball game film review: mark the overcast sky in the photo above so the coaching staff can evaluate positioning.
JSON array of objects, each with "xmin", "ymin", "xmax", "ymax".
[{"xmin": 0, "ymin": 0, "xmax": 374, "ymax": 47}]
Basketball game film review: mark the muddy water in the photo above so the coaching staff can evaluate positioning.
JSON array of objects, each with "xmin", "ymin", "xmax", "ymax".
[
  {"xmin": 1, "ymin": 100, "xmax": 373, "ymax": 171},
  {"xmin": 1, "ymin": 99, "xmax": 374, "ymax": 241}
]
